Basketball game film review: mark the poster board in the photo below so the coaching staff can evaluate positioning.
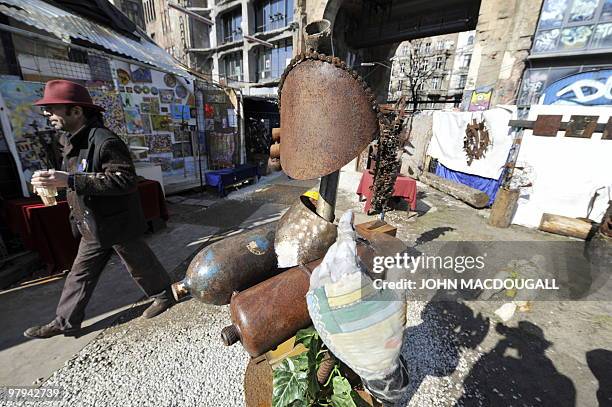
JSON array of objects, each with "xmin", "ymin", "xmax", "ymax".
[
  {"xmin": 0, "ymin": 80, "xmax": 55, "ymax": 196},
  {"xmin": 112, "ymin": 60, "xmax": 198, "ymax": 187}
]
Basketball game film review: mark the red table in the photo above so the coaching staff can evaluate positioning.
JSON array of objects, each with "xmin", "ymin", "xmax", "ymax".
[
  {"xmin": 356, "ymin": 171, "xmax": 417, "ymax": 213},
  {"xmin": 3, "ymin": 180, "xmax": 168, "ymax": 273}
]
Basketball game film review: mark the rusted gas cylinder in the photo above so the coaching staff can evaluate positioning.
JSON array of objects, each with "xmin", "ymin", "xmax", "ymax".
[
  {"xmin": 221, "ymin": 259, "xmax": 321, "ymax": 358},
  {"xmin": 171, "ymin": 223, "xmax": 278, "ymax": 305},
  {"xmin": 221, "ymin": 243, "xmax": 378, "ymax": 358},
  {"xmin": 275, "ymin": 196, "xmax": 337, "ymax": 268}
]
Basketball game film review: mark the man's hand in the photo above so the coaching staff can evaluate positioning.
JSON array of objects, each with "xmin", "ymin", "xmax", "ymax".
[{"xmin": 31, "ymin": 169, "xmax": 69, "ymax": 189}]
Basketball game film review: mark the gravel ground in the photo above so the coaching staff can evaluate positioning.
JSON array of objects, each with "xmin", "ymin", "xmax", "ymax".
[
  {"xmin": 3, "ymin": 170, "xmax": 608, "ymax": 406},
  {"xmin": 5, "ymin": 300, "xmax": 476, "ymax": 407},
  {"xmin": 4, "ymin": 299, "xmax": 250, "ymax": 407}
]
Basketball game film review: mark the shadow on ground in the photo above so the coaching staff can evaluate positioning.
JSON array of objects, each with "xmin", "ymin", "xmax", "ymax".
[
  {"xmin": 400, "ymin": 300, "xmax": 490, "ymax": 405},
  {"xmin": 457, "ymin": 321, "xmax": 576, "ymax": 406}
]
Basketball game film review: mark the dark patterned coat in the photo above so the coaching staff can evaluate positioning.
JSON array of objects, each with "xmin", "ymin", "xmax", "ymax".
[{"xmin": 64, "ymin": 121, "xmax": 146, "ymax": 247}]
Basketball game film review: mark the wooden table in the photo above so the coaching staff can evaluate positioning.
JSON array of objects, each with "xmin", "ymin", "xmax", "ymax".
[
  {"xmin": 3, "ymin": 180, "xmax": 168, "ymax": 273},
  {"xmin": 356, "ymin": 171, "xmax": 417, "ymax": 213}
]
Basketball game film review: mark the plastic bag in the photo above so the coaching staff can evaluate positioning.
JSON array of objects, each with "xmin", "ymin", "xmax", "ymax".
[{"xmin": 306, "ymin": 211, "xmax": 408, "ymax": 404}]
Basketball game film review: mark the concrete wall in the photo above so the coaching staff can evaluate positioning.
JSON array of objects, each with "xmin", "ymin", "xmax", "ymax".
[{"xmin": 469, "ymin": 0, "xmax": 543, "ymax": 105}]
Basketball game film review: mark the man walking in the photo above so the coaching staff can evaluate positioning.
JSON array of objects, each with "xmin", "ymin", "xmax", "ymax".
[{"xmin": 25, "ymin": 80, "xmax": 175, "ymax": 339}]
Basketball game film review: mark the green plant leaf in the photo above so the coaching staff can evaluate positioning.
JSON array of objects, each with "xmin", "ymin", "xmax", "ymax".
[
  {"xmin": 295, "ymin": 326, "xmax": 319, "ymax": 349},
  {"xmin": 273, "ymin": 354, "xmax": 310, "ymax": 407},
  {"xmin": 330, "ymin": 376, "xmax": 356, "ymax": 407}
]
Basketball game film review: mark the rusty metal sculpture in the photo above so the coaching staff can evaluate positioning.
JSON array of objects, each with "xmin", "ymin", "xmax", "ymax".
[
  {"xmin": 278, "ymin": 36, "xmax": 380, "ymax": 181},
  {"xmin": 221, "ymin": 260, "xmax": 318, "ymax": 358},
  {"xmin": 275, "ymin": 196, "xmax": 337, "ymax": 268},
  {"xmin": 274, "ymin": 19, "xmax": 381, "ymax": 265},
  {"xmin": 370, "ymin": 98, "xmax": 408, "ymax": 214},
  {"xmin": 171, "ymin": 223, "xmax": 279, "ymax": 305},
  {"xmin": 464, "ymin": 119, "xmax": 491, "ymax": 166}
]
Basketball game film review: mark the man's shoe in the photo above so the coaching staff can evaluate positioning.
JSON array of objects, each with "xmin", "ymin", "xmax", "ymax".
[
  {"xmin": 23, "ymin": 322, "xmax": 79, "ymax": 339},
  {"xmin": 142, "ymin": 297, "xmax": 174, "ymax": 319}
]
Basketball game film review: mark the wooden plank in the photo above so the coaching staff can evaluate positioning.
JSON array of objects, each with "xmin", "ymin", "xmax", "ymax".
[
  {"xmin": 356, "ymin": 220, "xmax": 398, "ymax": 241},
  {"xmin": 488, "ymin": 188, "xmax": 520, "ymax": 228},
  {"xmin": 539, "ymin": 213, "xmax": 597, "ymax": 240},
  {"xmin": 419, "ymin": 172, "xmax": 490, "ymax": 208}
]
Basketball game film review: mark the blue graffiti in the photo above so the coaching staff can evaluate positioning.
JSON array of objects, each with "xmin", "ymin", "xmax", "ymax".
[{"xmin": 542, "ymin": 69, "xmax": 612, "ymax": 105}]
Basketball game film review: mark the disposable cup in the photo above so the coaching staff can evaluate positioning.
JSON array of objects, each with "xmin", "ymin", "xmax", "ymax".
[{"xmin": 36, "ymin": 186, "xmax": 58, "ymax": 206}]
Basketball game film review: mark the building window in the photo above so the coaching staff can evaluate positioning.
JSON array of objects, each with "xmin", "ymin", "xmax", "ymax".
[
  {"xmin": 143, "ymin": 0, "xmax": 156, "ymax": 24},
  {"xmin": 435, "ymin": 55, "xmax": 444, "ymax": 69},
  {"xmin": 431, "ymin": 77, "xmax": 441, "ymax": 90},
  {"xmin": 221, "ymin": 8, "xmax": 242, "ymax": 44},
  {"xmin": 256, "ymin": 39, "xmax": 292, "ymax": 81},
  {"xmin": 255, "ymin": 0, "xmax": 294, "ymax": 33},
  {"xmin": 221, "ymin": 52, "xmax": 242, "ymax": 82},
  {"xmin": 122, "ymin": 0, "xmax": 145, "ymax": 29},
  {"xmin": 467, "ymin": 34, "xmax": 474, "ymax": 45},
  {"xmin": 533, "ymin": 0, "xmax": 612, "ymax": 53},
  {"xmin": 458, "ymin": 74, "xmax": 467, "ymax": 88},
  {"xmin": 461, "ymin": 53, "xmax": 472, "ymax": 68}
]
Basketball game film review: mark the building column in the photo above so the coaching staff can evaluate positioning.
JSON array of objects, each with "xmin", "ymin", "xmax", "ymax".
[{"xmin": 471, "ymin": 0, "xmax": 543, "ymax": 105}]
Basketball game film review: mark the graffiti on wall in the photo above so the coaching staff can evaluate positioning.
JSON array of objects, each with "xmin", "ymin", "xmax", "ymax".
[
  {"xmin": 468, "ymin": 87, "xmax": 493, "ymax": 111},
  {"xmin": 541, "ymin": 69, "xmax": 612, "ymax": 105}
]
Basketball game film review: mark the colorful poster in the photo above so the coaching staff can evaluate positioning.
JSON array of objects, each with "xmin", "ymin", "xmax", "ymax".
[
  {"xmin": 173, "ymin": 128, "xmax": 191, "ymax": 142},
  {"xmin": 149, "ymin": 134, "xmax": 172, "ymax": 153},
  {"xmin": 171, "ymin": 104, "xmax": 183, "ymax": 120},
  {"xmin": 172, "ymin": 142, "xmax": 193, "ymax": 158},
  {"xmin": 171, "ymin": 158, "xmax": 185, "ymax": 170},
  {"xmin": 127, "ymin": 134, "xmax": 148, "ymax": 161},
  {"xmin": 205, "ymin": 103, "xmax": 214, "ymax": 118},
  {"xmin": 124, "ymin": 108, "xmax": 144, "ymax": 134},
  {"xmin": 131, "ymin": 65, "xmax": 153, "ymax": 83},
  {"xmin": 88, "ymin": 87, "xmax": 127, "ymax": 136},
  {"xmin": 160, "ymin": 89, "xmax": 174, "ymax": 104},
  {"xmin": 141, "ymin": 113, "xmax": 152, "ymax": 133},
  {"xmin": 0, "ymin": 80, "xmax": 57, "ymax": 185},
  {"xmin": 143, "ymin": 96, "xmax": 160, "ymax": 114},
  {"xmin": 121, "ymin": 92, "xmax": 135, "ymax": 108},
  {"xmin": 182, "ymin": 105, "xmax": 191, "ymax": 120},
  {"xmin": 127, "ymin": 134, "xmax": 147, "ymax": 147},
  {"xmin": 151, "ymin": 114, "xmax": 171, "ymax": 131},
  {"xmin": 150, "ymin": 154, "xmax": 172, "ymax": 171},
  {"xmin": 468, "ymin": 87, "xmax": 493, "ymax": 112},
  {"xmin": 175, "ymin": 84, "xmax": 188, "ymax": 98}
]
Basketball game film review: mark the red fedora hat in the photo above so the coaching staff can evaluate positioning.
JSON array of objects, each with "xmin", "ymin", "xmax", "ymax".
[{"xmin": 34, "ymin": 80, "xmax": 104, "ymax": 111}]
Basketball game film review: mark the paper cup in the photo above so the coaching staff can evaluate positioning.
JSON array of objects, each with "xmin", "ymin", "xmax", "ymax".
[{"xmin": 36, "ymin": 186, "xmax": 58, "ymax": 206}]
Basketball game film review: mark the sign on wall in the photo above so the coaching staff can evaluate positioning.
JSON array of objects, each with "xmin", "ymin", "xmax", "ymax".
[
  {"xmin": 541, "ymin": 69, "xmax": 612, "ymax": 105},
  {"xmin": 467, "ymin": 87, "xmax": 493, "ymax": 112}
]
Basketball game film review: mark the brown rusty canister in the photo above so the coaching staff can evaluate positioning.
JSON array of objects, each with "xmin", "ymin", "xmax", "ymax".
[{"xmin": 221, "ymin": 259, "xmax": 321, "ymax": 358}]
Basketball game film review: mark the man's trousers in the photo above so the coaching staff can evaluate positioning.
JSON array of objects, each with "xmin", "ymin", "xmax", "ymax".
[{"xmin": 54, "ymin": 237, "xmax": 171, "ymax": 330}]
